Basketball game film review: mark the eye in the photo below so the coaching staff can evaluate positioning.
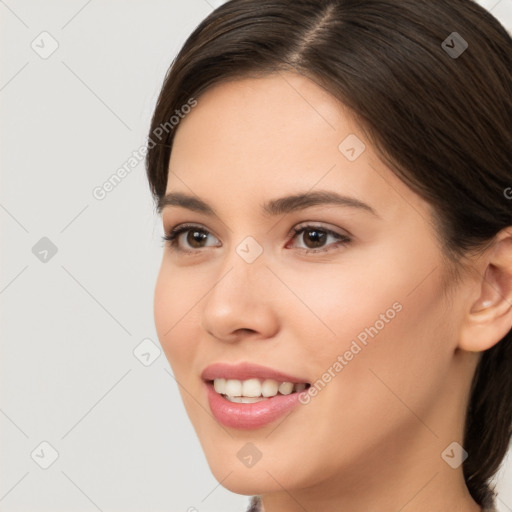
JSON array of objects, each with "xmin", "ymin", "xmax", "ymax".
[
  {"xmin": 287, "ymin": 224, "xmax": 352, "ymax": 253},
  {"xmin": 162, "ymin": 222, "xmax": 352, "ymax": 255},
  {"xmin": 162, "ymin": 223, "xmax": 221, "ymax": 253}
]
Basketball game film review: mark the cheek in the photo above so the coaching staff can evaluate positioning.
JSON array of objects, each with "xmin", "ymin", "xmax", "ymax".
[
  {"xmin": 281, "ymin": 248, "xmax": 451, "ymax": 437},
  {"xmin": 322, "ymin": 274, "xmax": 449, "ymax": 433},
  {"xmin": 153, "ymin": 262, "xmax": 199, "ymax": 372},
  {"xmin": 275, "ymin": 255, "xmax": 404, "ymax": 356}
]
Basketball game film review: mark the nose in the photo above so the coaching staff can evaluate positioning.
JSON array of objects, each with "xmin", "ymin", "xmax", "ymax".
[{"xmin": 200, "ymin": 245, "xmax": 280, "ymax": 343}]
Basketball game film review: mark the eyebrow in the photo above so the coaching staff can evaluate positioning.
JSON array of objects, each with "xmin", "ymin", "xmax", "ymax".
[{"xmin": 158, "ymin": 190, "xmax": 379, "ymax": 217}]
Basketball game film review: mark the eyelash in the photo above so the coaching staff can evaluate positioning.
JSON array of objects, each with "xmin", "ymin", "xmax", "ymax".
[{"xmin": 162, "ymin": 223, "xmax": 352, "ymax": 255}]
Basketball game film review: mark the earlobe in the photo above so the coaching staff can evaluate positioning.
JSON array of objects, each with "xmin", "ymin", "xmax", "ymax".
[{"xmin": 458, "ymin": 228, "xmax": 512, "ymax": 353}]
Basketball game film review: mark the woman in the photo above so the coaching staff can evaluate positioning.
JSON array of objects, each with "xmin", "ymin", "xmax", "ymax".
[{"xmin": 145, "ymin": 1, "xmax": 512, "ymax": 511}]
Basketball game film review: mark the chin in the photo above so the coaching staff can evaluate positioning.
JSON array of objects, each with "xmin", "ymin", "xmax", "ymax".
[{"xmin": 207, "ymin": 462, "xmax": 286, "ymax": 496}]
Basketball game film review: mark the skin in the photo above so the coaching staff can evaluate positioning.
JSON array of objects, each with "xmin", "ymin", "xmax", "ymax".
[{"xmin": 153, "ymin": 72, "xmax": 512, "ymax": 512}]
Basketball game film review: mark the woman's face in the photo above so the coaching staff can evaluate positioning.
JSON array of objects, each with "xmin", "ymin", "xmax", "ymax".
[{"xmin": 154, "ymin": 73, "xmax": 475, "ymax": 499}]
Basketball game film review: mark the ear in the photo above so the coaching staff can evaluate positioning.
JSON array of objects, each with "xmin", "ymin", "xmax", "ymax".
[{"xmin": 459, "ymin": 227, "xmax": 512, "ymax": 352}]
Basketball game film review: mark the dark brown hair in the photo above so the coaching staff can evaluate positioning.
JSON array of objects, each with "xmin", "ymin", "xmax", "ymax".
[{"xmin": 145, "ymin": 0, "xmax": 512, "ymax": 507}]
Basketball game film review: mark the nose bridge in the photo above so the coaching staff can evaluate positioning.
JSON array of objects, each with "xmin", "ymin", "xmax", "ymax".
[
  {"xmin": 211, "ymin": 235, "xmax": 268, "ymax": 305},
  {"xmin": 200, "ymin": 234, "xmax": 278, "ymax": 340}
]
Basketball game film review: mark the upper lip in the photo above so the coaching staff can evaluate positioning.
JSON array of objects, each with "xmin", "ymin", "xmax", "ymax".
[{"xmin": 201, "ymin": 362, "xmax": 309, "ymax": 384}]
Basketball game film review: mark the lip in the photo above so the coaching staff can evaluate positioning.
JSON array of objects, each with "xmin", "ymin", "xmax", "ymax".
[
  {"xmin": 201, "ymin": 361, "xmax": 309, "ymax": 384},
  {"xmin": 204, "ymin": 381, "xmax": 307, "ymax": 429},
  {"xmin": 201, "ymin": 362, "xmax": 310, "ymax": 430}
]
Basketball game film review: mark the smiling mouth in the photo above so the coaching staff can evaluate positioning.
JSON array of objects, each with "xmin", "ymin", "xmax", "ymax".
[{"xmin": 209, "ymin": 378, "xmax": 311, "ymax": 403}]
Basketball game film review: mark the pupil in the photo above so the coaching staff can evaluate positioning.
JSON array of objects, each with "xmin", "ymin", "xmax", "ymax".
[
  {"xmin": 187, "ymin": 230, "xmax": 207, "ymax": 247},
  {"xmin": 305, "ymin": 229, "xmax": 326, "ymax": 248}
]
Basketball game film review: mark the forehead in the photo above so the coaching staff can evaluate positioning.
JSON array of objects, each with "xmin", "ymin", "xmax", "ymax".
[
  {"xmin": 166, "ymin": 72, "xmax": 429, "ymax": 224},
  {"xmin": 171, "ymin": 72, "xmax": 351, "ymax": 162}
]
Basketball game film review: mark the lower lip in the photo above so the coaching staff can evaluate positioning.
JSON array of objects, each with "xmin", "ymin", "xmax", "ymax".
[{"xmin": 204, "ymin": 382, "xmax": 307, "ymax": 429}]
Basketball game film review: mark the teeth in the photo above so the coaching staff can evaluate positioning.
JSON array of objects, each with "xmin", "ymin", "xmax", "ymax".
[
  {"xmin": 261, "ymin": 379, "xmax": 278, "ymax": 397},
  {"xmin": 214, "ymin": 378, "xmax": 226, "ymax": 394},
  {"xmin": 225, "ymin": 396, "xmax": 267, "ymax": 403},
  {"xmin": 242, "ymin": 378, "xmax": 261, "ymax": 397},
  {"xmin": 212, "ymin": 378, "xmax": 307, "ymax": 398},
  {"xmin": 225, "ymin": 379, "xmax": 242, "ymax": 397},
  {"xmin": 278, "ymin": 382, "xmax": 294, "ymax": 395}
]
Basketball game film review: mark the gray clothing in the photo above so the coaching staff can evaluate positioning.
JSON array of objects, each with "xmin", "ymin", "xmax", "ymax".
[{"xmin": 246, "ymin": 495, "xmax": 498, "ymax": 511}]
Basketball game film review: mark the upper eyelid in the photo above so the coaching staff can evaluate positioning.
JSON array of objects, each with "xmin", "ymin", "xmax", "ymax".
[
  {"xmin": 291, "ymin": 222, "xmax": 351, "ymax": 236},
  {"xmin": 166, "ymin": 223, "xmax": 221, "ymax": 240},
  {"xmin": 164, "ymin": 222, "xmax": 351, "ymax": 249},
  {"xmin": 164, "ymin": 221, "xmax": 349, "ymax": 237}
]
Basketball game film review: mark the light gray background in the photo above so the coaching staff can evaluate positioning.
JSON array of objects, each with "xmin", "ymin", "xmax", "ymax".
[{"xmin": 1, "ymin": 1, "xmax": 511, "ymax": 511}]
